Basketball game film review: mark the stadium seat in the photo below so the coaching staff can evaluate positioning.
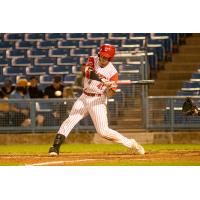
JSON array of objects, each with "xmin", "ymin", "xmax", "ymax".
[
  {"xmin": 120, "ymin": 63, "xmax": 141, "ymax": 71},
  {"xmin": 176, "ymin": 90, "xmax": 195, "ymax": 96},
  {"xmin": 79, "ymin": 40, "xmax": 101, "ymax": 48},
  {"xmin": 119, "ymin": 71, "xmax": 141, "ymax": 81},
  {"xmin": 0, "ymin": 59, "xmax": 10, "ymax": 67},
  {"xmin": 67, "ymin": 33, "xmax": 87, "ymax": 40},
  {"xmin": 0, "ymin": 42, "xmax": 13, "ymax": 50},
  {"xmin": 4, "ymin": 33, "xmax": 24, "ymax": 41},
  {"xmin": 148, "ymin": 37, "xmax": 173, "ymax": 61},
  {"xmin": 6, "ymin": 49, "xmax": 26, "ymax": 58},
  {"xmin": 87, "ymin": 33, "xmax": 109, "ymax": 40},
  {"xmin": 49, "ymin": 49, "xmax": 69, "ymax": 57},
  {"xmin": 34, "ymin": 57, "xmax": 56, "ymax": 66},
  {"xmin": 0, "ymin": 76, "xmax": 16, "ymax": 85},
  {"xmin": 122, "ymin": 39, "xmax": 143, "ymax": 48},
  {"xmin": 70, "ymin": 48, "xmax": 93, "ymax": 57},
  {"xmin": 37, "ymin": 41, "xmax": 57, "ymax": 49},
  {"xmin": 109, "ymin": 33, "xmax": 130, "ymax": 40},
  {"xmin": 12, "ymin": 58, "xmax": 32, "ymax": 67},
  {"xmin": 147, "ymin": 45, "xmax": 165, "ymax": 63},
  {"xmin": 190, "ymin": 73, "xmax": 200, "ymax": 82},
  {"xmin": 24, "ymin": 33, "xmax": 45, "ymax": 41},
  {"xmin": 39, "ymin": 75, "xmax": 62, "ymax": 84},
  {"xmin": 26, "ymin": 66, "xmax": 49, "ymax": 76},
  {"xmin": 181, "ymin": 81, "xmax": 200, "ymax": 91},
  {"xmin": 3, "ymin": 66, "xmax": 26, "ymax": 76},
  {"xmin": 49, "ymin": 66, "xmax": 72, "ymax": 75},
  {"xmin": 15, "ymin": 41, "xmax": 36, "ymax": 49},
  {"xmin": 58, "ymin": 40, "xmax": 79, "ymax": 48},
  {"xmin": 63, "ymin": 74, "xmax": 76, "ymax": 84},
  {"xmin": 130, "ymin": 33, "xmax": 151, "ymax": 39},
  {"xmin": 104, "ymin": 39, "xmax": 122, "ymax": 47},
  {"xmin": 45, "ymin": 33, "xmax": 66, "ymax": 41},
  {"xmin": 27, "ymin": 49, "xmax": 47, "ymax": 58},
  {"xmin": 57, "ymin": 57, "xmax": 80, "ymax": 66}
]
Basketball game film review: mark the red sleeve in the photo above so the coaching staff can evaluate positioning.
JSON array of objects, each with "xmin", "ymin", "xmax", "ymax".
[
  {"xmin": 81, "ymin": 56, "xmax": 95, "ymax": 72},
  {"xmin": 110, "ymin": 72, "xmax": 118, "ymax": 91},
  {"xmin": 85, "ymin": 56, "xmax": 95, "ymax": 69}
]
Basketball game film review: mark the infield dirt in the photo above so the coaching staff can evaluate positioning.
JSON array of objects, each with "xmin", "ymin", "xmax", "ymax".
[{"xmin": 0, "ymin": 150, "xmax": 200, "ymax": 166}]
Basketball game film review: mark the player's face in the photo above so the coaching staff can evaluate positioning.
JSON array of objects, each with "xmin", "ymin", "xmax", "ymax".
[{"xmin": 99, "ymin": 56, "xmax": 109, "ymax": 67}]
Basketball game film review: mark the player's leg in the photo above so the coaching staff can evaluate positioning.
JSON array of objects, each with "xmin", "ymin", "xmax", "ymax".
[
  {"xmin": 89, "ymin": 103, "xmax": 145, "ymax": 155},
  {"xmin": 49, "ymin": 96, "xmax": 88, "ymax": 156}
]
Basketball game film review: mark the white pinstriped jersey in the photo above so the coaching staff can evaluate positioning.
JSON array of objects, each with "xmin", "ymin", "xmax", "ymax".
[{"xmin": 84, "ymin": 56, "xmax": 118, "ymax": 94}]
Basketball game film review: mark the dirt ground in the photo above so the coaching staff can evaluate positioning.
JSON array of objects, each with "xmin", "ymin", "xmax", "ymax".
[{"xmin": 0, "ymin": 150, "xmax": 200, "ymax": 166}]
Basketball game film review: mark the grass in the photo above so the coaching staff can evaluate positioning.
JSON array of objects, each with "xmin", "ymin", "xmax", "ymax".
[
  {"xmin": 0, "ymin": 144, "xmax": 200, "ymax": 166},
  {"xmin": 0, "ymin": 144, "xmax": 200, "ymax": 154}
]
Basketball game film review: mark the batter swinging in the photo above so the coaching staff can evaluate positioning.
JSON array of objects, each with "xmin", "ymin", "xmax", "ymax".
[{"xmin": 49, "ymin": 44, "xmax": 145, "ymax": 156}]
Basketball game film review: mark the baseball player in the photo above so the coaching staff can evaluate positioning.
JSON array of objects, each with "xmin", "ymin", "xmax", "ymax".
[{"xmin": 48, "ymin": 44, "xmax": 145, "ymax": 156}]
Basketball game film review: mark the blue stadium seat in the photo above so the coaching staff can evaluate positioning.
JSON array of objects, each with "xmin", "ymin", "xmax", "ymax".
[
  {"xmin": 122, "ymin": 39, "xmax": 143, "ymax": 47},
  {"xmin": 130, "ymin": 33, "xmax": 151, "ymax": 39},
  {"xmin": 37, "ymin": 41, "xmax": 57, "ymax": 49},
  {"xmin": 119, "ymin": 71, "xmax": 141, "ymax": 81},
  {"xmin": 148, "ymin": 37, "xmax": 173, "ymax": 61},
  {"xmin": 26, "ymin": 66, "xmax": 49, "ymax": 75},
  {"xmin": 0, "ymin": 42, "xmax": 13, "ymax": 50},
  {"xmin": 147, "ymin": 45, "xmax": 165, "ymax": 62},
  {"xmin": 176, "ymin": 90, "xmax": 195, "ymax": 96},
  {"xmin": 49, "ymin": 66, "xmax": 72, "ymax": 75},
  {"xmin": 58, "ymin": 40, "xmax": 79, "ymax": 48},
  {"xmin": 34, "ymin": 57, "xmax": 56, "ymax": 66},
  {"xmin": 27, "ymin": 49, "xmax": 47, "ymax": 58},
  {"xmin": 6, "ymin": 49, "xmax": 26, "ymax": 58},
  {"xmin": 0, "ymin": 76, "xmax": 16, "ymax": 85},
  {"xmin": 104, "ymin": 39, "xmax": 122, "ymax": 47},
  {"xmin": 182, "ymin": 81, "xmax": 200, "ymax": 91},
  {"xmin": 4, "ymin": 33, "xmax": 24, "ymax": 41},
  {"xmin": 12, "ymin": 58, "xmax": 32, "ymax": 66},
  {"xmin": 67, "ymin": 33, "xmax": 87, "ymax": 40},
  {"xmin": 3, "ymin": 66, "xmax": 26, "ymax": 76},
  {"xmin": 45, "ymin": 33, "xmax": 66, "ymax": 41},
  {"xmin": 40, "ymin": 75, "xmax": 54, "ymax": 84},
  {"xmin": 0, "ymin": 59, "xmax": 10, "ymax": 67},
  {"xmin": 120, "ymin": 63, "xmax": 141, "ymax": 71},
  {"xmin": 49, "ymin": 49, "xmax": 69, "ymax": 57},
  {"xmin": 70, "ymin": 48, "xmax": 93, "ymax": 57},
  {"xmin": 79, "ymin": 40, "xmax": 101, "ymax": 48},
  {"xmin": 63, "ymin": 74, "xmax": 76, "ymax": 84},
  {"xmin": 15, "ymin": 41, "xmax": 36, "ymax": 49},
  {"xmin": 109, "ymin": 33, "xmax": 130, "ymax": 40},
  {"xmin": 25, "ymin": 33, "xmax": 45, "ymax": 41},
  {"xmin": 57, "ymin": 57, "xmax": 80, "ymax": 65},
  {"xmin": 190, "ymin": 73, "xmax": 200, "ymax": 81},
  {"xmin": 87, "ymin": 33, "xmax": 109, "ymax": 40}
]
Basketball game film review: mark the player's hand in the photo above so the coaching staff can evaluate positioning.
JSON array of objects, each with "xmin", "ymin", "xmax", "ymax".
[{"xmin": 105, "ymin": 88, "xmax": 116, "ymax": 97}]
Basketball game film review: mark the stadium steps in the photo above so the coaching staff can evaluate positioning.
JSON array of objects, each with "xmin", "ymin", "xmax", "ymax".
[{"xmin": 149, "ymin": 34, "xmax": 200, "ymax": 96}]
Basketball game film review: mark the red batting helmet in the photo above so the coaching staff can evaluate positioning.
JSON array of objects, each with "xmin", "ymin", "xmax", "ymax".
[{"xmin": 98, "ymin": 44, "xmax": 115, "ymax": 61}]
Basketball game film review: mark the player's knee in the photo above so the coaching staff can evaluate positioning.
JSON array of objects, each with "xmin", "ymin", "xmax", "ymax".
[{"xmin": 97, "ymin": 128, "xmax": 110, "ymax": 137}]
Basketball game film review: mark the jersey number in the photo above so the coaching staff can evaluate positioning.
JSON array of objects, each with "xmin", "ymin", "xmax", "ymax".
[{"xmin": 97, "ymin": 83, "xmax": 104, "ymax": 90}]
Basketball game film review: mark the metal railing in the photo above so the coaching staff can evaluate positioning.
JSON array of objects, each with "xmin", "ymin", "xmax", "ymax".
[{"xmin": 147, "ymin": 96, "xmax": 200, "ymax": 131}]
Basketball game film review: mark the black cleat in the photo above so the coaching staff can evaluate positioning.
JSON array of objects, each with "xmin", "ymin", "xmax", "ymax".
[{"xmin": 48, "ymin": 146, "xmax": 59, "ymax": 156}]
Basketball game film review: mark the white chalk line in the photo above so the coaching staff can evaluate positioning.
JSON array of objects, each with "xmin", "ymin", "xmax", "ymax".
[{"xmin": 26, "ymin": 158, "xmax": 106, "ymax": 166}]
